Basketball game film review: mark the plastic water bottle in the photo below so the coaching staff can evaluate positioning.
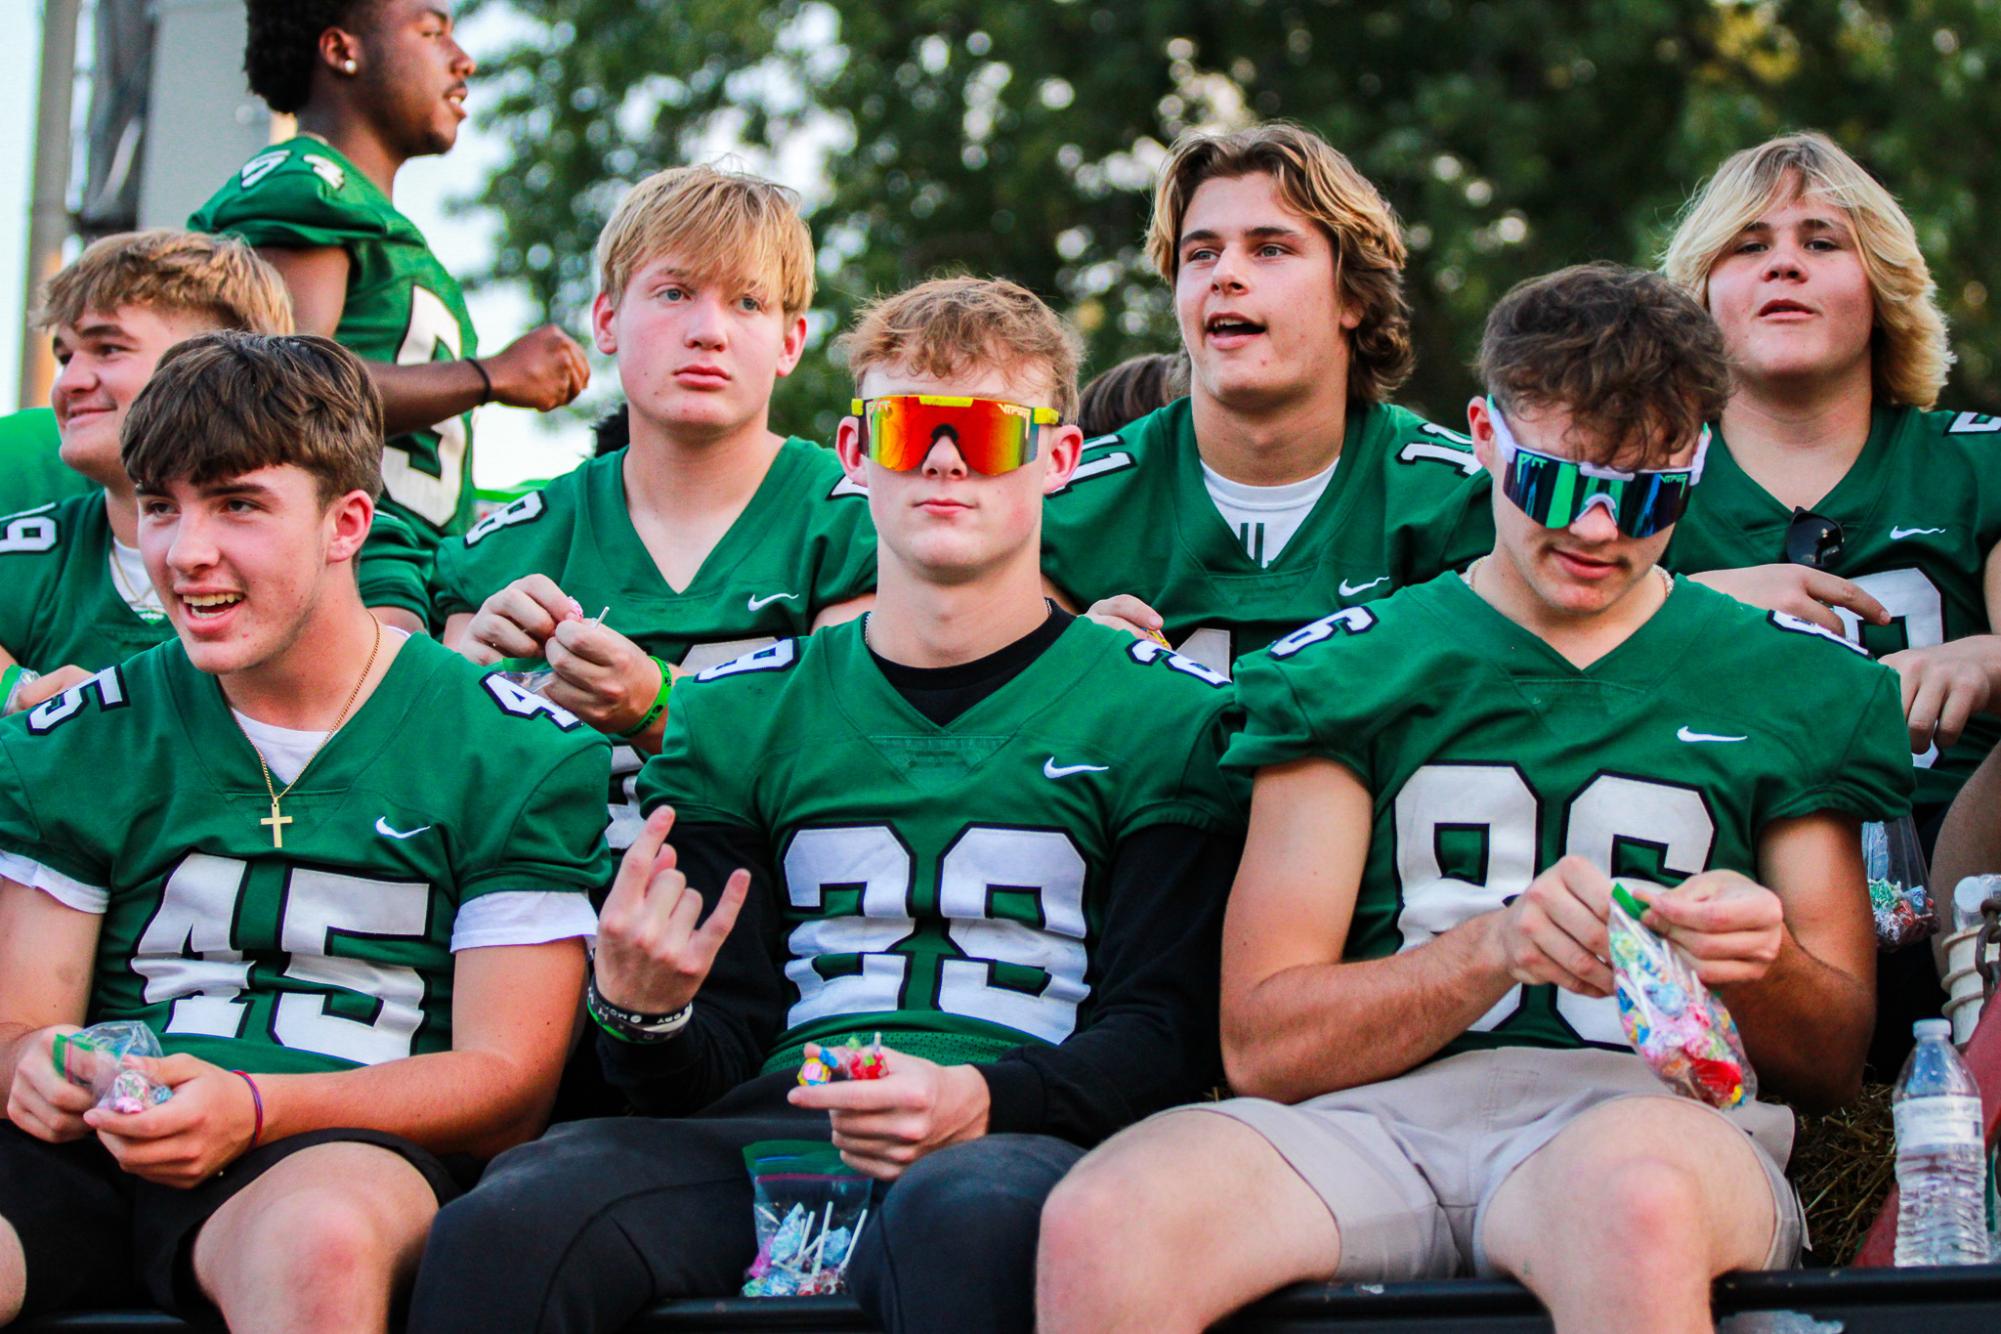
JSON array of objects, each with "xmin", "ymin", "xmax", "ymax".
[{"xmin": 1893, "ymin": 1018, "xmax": 1988, "ymax": 1265}]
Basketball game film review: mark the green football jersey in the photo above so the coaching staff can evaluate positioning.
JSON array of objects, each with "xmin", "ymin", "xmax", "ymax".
[
  {"xmin": 190, "ymin": 136, "xmax": 479, "ymax": 543},
  {"xmin": 1226, "ymin": 573, "xmax": 1912, "ymax": 1060},
  {"xmin": 1039, "ymin": 398, "xmax": 1494, "ymax": 676},
  {"xmin": 0, "ymin": 491, "xmax": 432, "ymax": 672},
  {"xmin": 638, "ymin": 616, "xmax": 1245, "ymax": 1073},
  {"xmin": 0, "ymin": 635, "xmax": 611, "ymax": 1075},
  {"xmin": 434, "ymin": 439, "xmax": 876, "ymax": 844},
  {"xmin": 0, "ymin": 408, "xmax": 91, "ymax": 516},
  {"xmin": 1665, "ymin": 405, "xmax": 2001, "ymax": 809}
]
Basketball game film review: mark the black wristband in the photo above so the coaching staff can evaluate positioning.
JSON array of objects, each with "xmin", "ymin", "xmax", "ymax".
[
  {"xmin": 468, "ymin": 357, "xmax": 494, "ymax": 405},
  {"xmin": 586, "ymin": 973, "xmax": 692, "ymax": 1044}
]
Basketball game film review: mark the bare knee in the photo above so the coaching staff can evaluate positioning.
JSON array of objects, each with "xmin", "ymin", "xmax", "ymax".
[
  {"xmin": 1592, "ymin": 1156, "xmax": 1705, "ymax": 1255},
  {"xmin": 202, "ymin": 1183, "xmax": 433, "ymax": 1331},
  {"xmin": 0, "ymin": 1216, "xmax": 24, "ymax": 1324}
]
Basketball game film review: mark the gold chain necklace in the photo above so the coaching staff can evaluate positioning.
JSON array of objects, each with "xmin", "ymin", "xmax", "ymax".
[
  {"xmin": 107, "ymin": 545, "xmax": 167, "ymax": 623},
  {"xmin": 234, "ymin": 617, "xmax": 383, "ymax": 848}
]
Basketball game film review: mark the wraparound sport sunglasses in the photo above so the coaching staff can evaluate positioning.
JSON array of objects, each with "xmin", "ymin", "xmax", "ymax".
[
  {"xmin": 851, "ymin": 395, "xmax": 1060, "ymax": 476},
  {"xmin": 1487, "ymin": 398, "xmax": 1709, "ymax": 540}
]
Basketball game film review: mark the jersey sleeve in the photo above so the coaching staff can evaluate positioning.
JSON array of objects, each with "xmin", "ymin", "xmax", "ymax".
[
  {"xmin": 1767, "ymin": 656, "xmax": 1916, "ymax": 824},
  {"xmin": 1380, "ymin": 413, "xmax": 1495, "ymax": 583},
  {"xmin": 805, "ymin": 484, "xmax": 878, "ymax": 612},
  {"xmin": 357, "ymin": 510, "xmax": 432, "ymax": 621},
  {"xmin": 459, "ymin": 743, "xmax": 614, "ymax": 903},
  {"xmin": 190, "ymin": 149, "xmax": 393, "ymax": 250},
  {"xmin": 0, "ymin": 693, "xmax": 117, "ymax": 894},
  {"xmin": 1114, "ymin": 661, "xmax": 1247, "ymax": 837},
  {"xmin": 636, "ymin": 670, "xmax": 768, "ymax": 828},
  {"xmin": 1223, "ymin": 605, "xmax": 1394, "ymax": 782}
]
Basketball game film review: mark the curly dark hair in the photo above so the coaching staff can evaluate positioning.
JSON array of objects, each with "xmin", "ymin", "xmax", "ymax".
[
  {"xmin": 245, "ymin": 0, "xmax": 381, "ymax": 114},
  {"xmin": 1477, "ymin": 263, "xmax": 1731, "ymax": 471}
]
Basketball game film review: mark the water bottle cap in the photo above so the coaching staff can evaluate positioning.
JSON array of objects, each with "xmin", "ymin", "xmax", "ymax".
[{"xmin": 1914, "ymin": 1018, "xmax": 1951, "ymax": 1040}]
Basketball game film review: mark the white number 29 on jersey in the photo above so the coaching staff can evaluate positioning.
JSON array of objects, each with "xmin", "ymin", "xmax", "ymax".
[{"xmin": 781, "ymin": 824, "xmax": 1089, "ymax": 1043}]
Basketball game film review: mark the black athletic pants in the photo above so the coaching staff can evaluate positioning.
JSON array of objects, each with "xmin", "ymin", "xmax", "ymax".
[{"xmin": 405, "ymin": 1071, "xmax": 1082, "ymax": 1333}]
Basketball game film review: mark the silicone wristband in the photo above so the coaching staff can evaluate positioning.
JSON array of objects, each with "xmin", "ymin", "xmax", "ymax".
[
  {"xmin": 1, "ymin": 664, "xmax": 37, "ymax": 714},
  {"xmin": 585, "ymin": 974, "xmax": 692, "ymax": 1043},
  {"xmin": 468, "ymin": 357, "xmax": 494, "ymax": 405},
  {"xmin": 617, "ymin": 657, "xmax": 672, "ymax": 738},
  {"xmin": 231, "ymin": 1069, "xmax": 265, "ymax": 1149}
]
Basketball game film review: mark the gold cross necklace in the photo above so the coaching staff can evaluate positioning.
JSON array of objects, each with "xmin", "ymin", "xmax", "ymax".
[{"xmin": 234, "ymin": 617, "xmax": 383, "ymax": 848}]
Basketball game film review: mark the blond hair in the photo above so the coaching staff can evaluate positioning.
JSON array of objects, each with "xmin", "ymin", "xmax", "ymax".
[
  {"xmin": 596, "ymin": 164, "xmax": 815, "ymax": 318},
  {"xmin": 837, "ymin": 277, "xmax": 1083, "ymax": 422},
  {"xmin": 1146, "ymin": 122, "xmax": 1413, "ymax": 403},
  {"xmin": 1662, "ymin": 132, "xmax": 1952, "ymax": 410},
  {"xmin": 35, "ymin": 229, "xmax": 293, "ymax": 335}
]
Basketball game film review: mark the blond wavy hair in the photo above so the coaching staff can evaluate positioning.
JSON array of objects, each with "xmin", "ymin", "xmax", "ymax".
[
  {"xmin": 1146, "ymin": 122, "xmax": 1413, "ymax": 404},
  {"xmin": 597, "ymin": 164, "xmax": 815, "ymax": 319},
  {"xmin": 1662, "ymin": 132, "xmax": 1952, "ymax": 409}
]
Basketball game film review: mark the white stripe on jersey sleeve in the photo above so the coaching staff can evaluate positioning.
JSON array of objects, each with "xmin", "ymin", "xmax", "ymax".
[
  {"xmin": 0, "ymin": 851, "xmax": 109, "ymax": 914},
  {"xmin": 450, "ymin": 891, "xmax": 598, "ymax": 952}
]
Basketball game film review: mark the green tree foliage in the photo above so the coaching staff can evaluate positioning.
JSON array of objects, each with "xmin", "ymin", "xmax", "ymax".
[{"xmin": 469, "ymin": 0, "xmax": 2001, "ymax": 441}]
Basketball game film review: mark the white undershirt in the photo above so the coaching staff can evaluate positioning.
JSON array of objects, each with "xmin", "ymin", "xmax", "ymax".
[
  {"xmin": 108, "ymin": 538, "xmax": 165, "ymax": 620},
  {"xmin": 1201, "ymin": 458, "xmax": 1337, "ymax": 567}
]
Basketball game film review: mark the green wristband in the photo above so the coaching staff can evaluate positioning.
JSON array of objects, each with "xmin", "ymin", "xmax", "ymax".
[
  {"xmin": 0, "ymin": 664, "xmax": 29, "ymax": 713},
  {"xmin": 617, "ymin": 656, "xmax": 673, "ymax": 738}
]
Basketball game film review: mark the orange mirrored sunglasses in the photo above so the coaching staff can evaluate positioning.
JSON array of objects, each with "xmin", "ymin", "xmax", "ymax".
[{"xmin": 851, "ymin": 395, "xmax": 1060, "ymax": 476}]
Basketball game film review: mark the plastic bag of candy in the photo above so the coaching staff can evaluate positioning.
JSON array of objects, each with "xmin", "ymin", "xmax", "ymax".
[
  {"xmin": 740, "ymin": 1141, "xmax": 872, "ymax": 1297},
  {"xmin": 51, "ymin": 1021, "xmax": 173, "ymax": 1114},
  {"xmin": 1862, "ymin": 817, "xmax": 1938, "ymax": 951},
  {"xmin": 795, "ymin": 1033, "xmax": 888, "ymax": 1087},
  {"xmin": 1608, "ymin": 885, "xmax": 1756, "ymax": 1110}
]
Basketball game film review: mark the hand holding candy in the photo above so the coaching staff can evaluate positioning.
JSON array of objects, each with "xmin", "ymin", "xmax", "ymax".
[
  {"xmin": 1609, "ymin": 884, "xmax": 1757, "ymax": 1109},
  {"xmin": 1635, "ymin": 869, "xmax": 1784, "ymax": 986},
  {"xmin": 796, "ymin": 1034, "xmax": 889, "ymax": 1087},
  {"xmin": 1485, "ymin": 854, "xmax": 1616, "ymax": 997},
  {"xmin": 54, "ymin": 1021, "xmax": 174, "ymax": 1114},
  {"xmin": 790, "ymin": 1044, "xmax": 990, "ymax": 1180}
]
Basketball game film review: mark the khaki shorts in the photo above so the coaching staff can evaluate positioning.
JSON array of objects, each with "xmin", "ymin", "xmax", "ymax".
[{"xmin": 1187, "ymin": 1046, "xmax": 1802, "ymax": 1281}]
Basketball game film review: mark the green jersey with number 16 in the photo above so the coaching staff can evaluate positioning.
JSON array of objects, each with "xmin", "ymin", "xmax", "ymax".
[
  {"xmin": 1665, "ymin": 405, "xmax": 2001, "ymax": 809},
  {"xmin": 1225, "ymin": 573, "xmax": 1911, "ymax": 1062},
  {"xmin": 0, "ymin": 635, "xmax": 611, "ymax": 1075},
  {"xmin": 1039, "ymin": 398, "xmax": 1494, "ymax": 676},
  {"xmin": 638, "ymin": 616, "xmax": 1244, "ymax": 1074},
  {"xmin": 190, "ymin": 137, "xmax": 479, "ymax": 545}
]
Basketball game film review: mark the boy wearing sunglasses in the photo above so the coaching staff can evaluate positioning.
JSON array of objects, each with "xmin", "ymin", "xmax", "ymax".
[
  {"xmin": 1036, "ymin": 264, "xmax": 1910, "ymax": 1334},
  {"xmin": 408, "ymin": 277, "xmax": 1245, "ymax": 1334},
  {"xmin": 1039, "ymin": 122, "xmax": 1493, "ymax": 677},
  {"xmin": 432, "ymin": 165, "xmax": 875, "ymax": 847}
]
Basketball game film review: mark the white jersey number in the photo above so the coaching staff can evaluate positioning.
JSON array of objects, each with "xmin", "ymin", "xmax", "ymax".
[
  {"xmin": 782, "ymin": 823, "xmax": 1091, "ymax": 1043},
  {"xmin": 1831, "ymin": 567, "xmax": 1945, "ymax": 768},
  {"xmin": 133, "ymin": 855, "xmax": 431, "ymax": 1065},
  {"xmin": 1393, "ymin": 764, "xmax": 1715, "ymax": 1044},
  {"xmin": 388, "ymin": 286, "xmax": 469, "ymax": 529}
]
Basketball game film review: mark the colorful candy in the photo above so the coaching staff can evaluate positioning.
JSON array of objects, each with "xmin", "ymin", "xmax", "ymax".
[
  {"xmin": 52, "ymin": 1020, "xmax": 174, "ymax": 1114},
  {"xmin": 795, "ymin": 1033, "xmax": 888, "ymax": 1086},
  {"xmin": 1609, "ymin": 884, "xmax": 1757, "ymax": 1110}
]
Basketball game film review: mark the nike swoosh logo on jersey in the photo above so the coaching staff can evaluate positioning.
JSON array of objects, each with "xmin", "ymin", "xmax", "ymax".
[
  {"xmin": 746, "ymin": 592, "xmax": 800, "ymax": 611},
  {"xmin": 1044, "ymin": 758, "xmax": 1111, "ymax": 779},
  {"xmin": 1339, "ymin": 576, "xmax": 1388, "ymax": 597},
  {"xmin": 375, "ymin": 817, "xmax": 433, "ymax": 840},
  {"xmin": 1890, "ymin": 526, "xmax": 1946, "ymax": 539},
  {"xmin": 1676, "ymin": 727, "xmax": 1747, "ymax": 744}
]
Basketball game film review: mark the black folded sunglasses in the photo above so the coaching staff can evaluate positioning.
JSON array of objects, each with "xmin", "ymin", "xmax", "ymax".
[{"xmin": 1784, "ymin": 507, "xmax": 1845, "ymax": 570}]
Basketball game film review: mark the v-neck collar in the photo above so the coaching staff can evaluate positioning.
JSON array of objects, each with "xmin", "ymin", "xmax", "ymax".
[
  {"xmin": 1433, "ymin": 566, "xmax": 1698, "ymax": 685},
  {"xmin": 1704, "ymin": 405, "xmax": 1900, "ymax": 534},
  {"xmin": 595, "ymin": 438, "xmax": 810, "ymax": 597},
  {"xmin": 1172, "ymin": 399, "xmax": 1380, "ymax": 572},
  {"xmin": 828, "ymin": 614, "xmax": 1088, "ymax": 737},
  {"xmin": 171, "ymin": 632, "xmax": 434, "ymax": 799}
]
